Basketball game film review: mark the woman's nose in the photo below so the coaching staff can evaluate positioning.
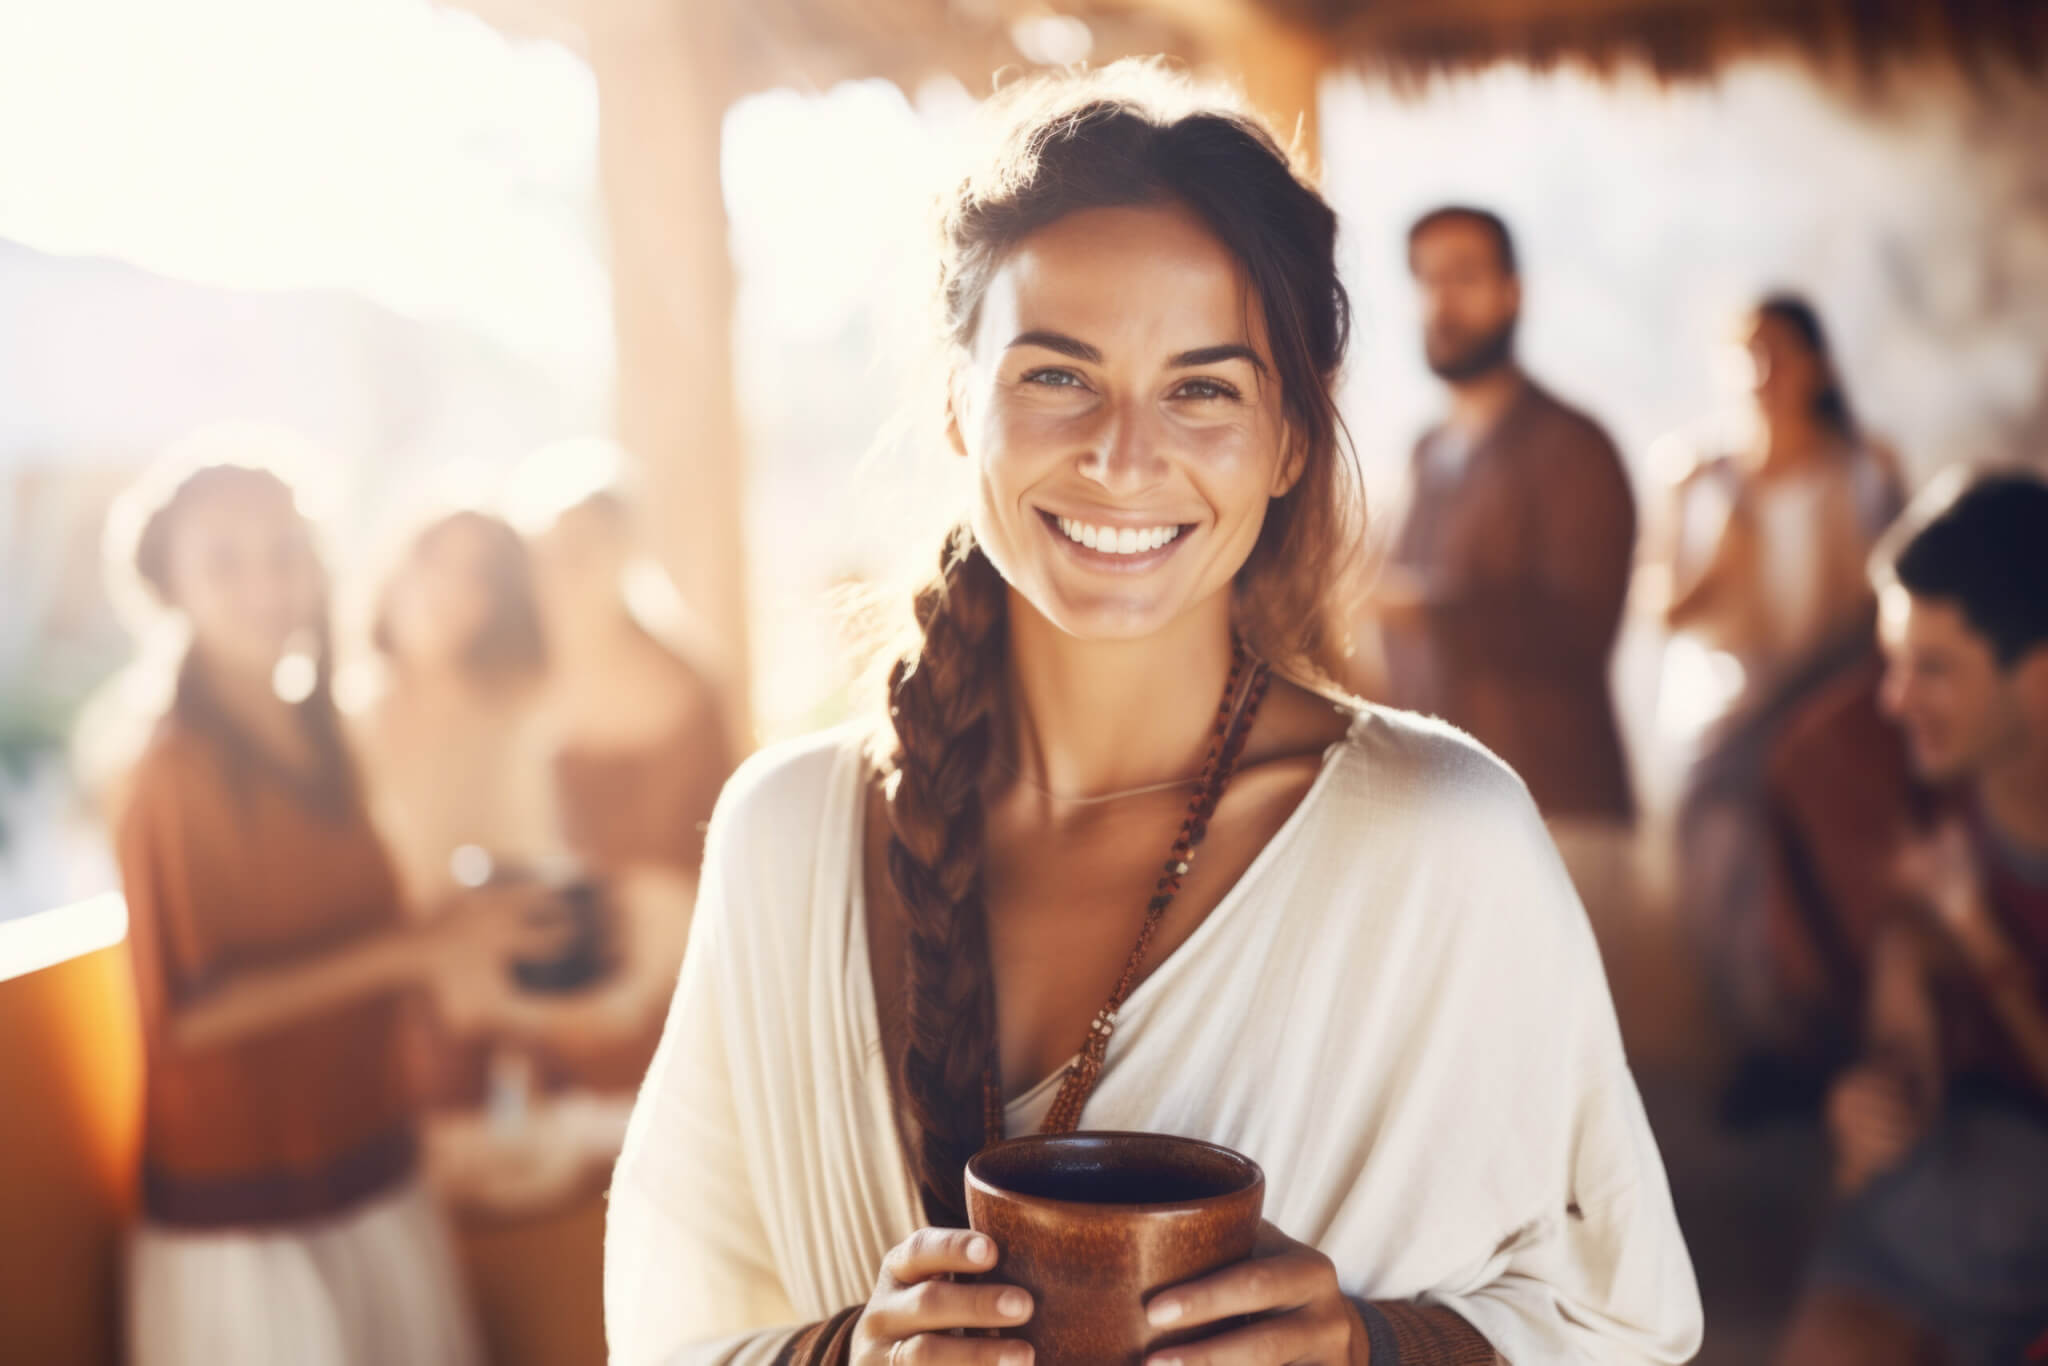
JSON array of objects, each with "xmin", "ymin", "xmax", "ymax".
[{"xmin": 1077, "ymin": 403, "xmax": 1168, "ymax": 495}]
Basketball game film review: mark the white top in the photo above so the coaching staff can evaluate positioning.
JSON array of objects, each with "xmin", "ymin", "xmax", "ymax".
[
  {"xmin": 606, "ymin": 706, "xmax": 1703, "ymax": 1365},
  {"xmin": 1749, "ymin": 469, "xmax": 1833, "ymax": 657}
]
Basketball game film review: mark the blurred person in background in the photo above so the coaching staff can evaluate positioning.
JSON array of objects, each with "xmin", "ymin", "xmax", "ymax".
[
  {"xmin": 1754, "ymin": 648, "xmax": 1930, "ymax": 1091},
  {"xmin": 359, "ymin": 509, "xmax": 560, "ymax": 958},
  {"xmin": 1646, "ymin": 294, "xmax": 1906, "ymax": 1114},
  {"xmin": 105, "ymin": 439, "xmax": 556, "ymax": 1366},
  {"xmin": 608, "ymin": 67, "xmax": 1699, "ymax": 1366},
  {"xmin": 381, "ymin": 447, "xmax": 733, "ymax": 1366},
  {"xmin": 511, "ymin": 441, "xmax": 736, "ymax": 1090},
  {"xmin": 356, "ymin": 505, "xmax": 649, "ymax": 1366},
  {"xmin": 1776, "ymin": 471, "xmax": 2048, "ymax": 1366},
  {"xmin": 1362, "ymin": 205, "xmax": 1639, "ymax": 920}
]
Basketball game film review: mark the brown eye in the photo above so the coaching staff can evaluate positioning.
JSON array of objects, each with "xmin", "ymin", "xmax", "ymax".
[{"xmin": 1174, "ymin": 377, "xmax": 1239, "ymax": 402}]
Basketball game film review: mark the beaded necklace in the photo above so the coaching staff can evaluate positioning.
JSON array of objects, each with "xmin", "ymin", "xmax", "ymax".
[{"xmin": 982, "ymin": 638, "xmax": 1274, "ymax": 1140}]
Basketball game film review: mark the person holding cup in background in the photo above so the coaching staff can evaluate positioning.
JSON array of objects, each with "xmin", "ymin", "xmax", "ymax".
[
  {"xmin": 358, "ymin": 505, "xmax": 702, "ymax": 1366},
  {"xmin": 106, "ymin": 435, "xmax": 560, "ymax": 1366},
  {"xmin": 607, "ymin": 64, "xmax": 1701, "ymax": 1366}
]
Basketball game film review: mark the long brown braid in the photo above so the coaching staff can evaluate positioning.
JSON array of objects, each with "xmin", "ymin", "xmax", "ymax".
[
  {"xmin": 883, "ymin": 525, "xmax": 1008, "ymax": 1227},
  {"xmin": 882, "ymin": 61, "xmax": 1359, "ymax": 1227}
]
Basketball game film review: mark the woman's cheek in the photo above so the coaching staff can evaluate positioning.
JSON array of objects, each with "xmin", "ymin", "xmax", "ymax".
[
  {"xmin": 1171, "ymin": 416, "xmax": 1276, "ymax": 499},
  {"xmin": 978, "ymin": 403, "xmax": 1090, "ymax": 497}
]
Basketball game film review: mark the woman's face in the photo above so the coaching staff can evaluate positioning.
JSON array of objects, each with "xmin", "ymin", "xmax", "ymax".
[
  {"xmin": 950, "ymin": 200, "xmax": 1297, "ymax": 642},
  {"xmin": 163, "ymin": 481, "xmax": 325, "ymax": 681},
  {"xmin": 385, "ymin": 518, "xmax": 498, "ymax": 670},
  {"xmin": 1746, "ymin": 312, "xmax": 1821, "ymax": 422}
]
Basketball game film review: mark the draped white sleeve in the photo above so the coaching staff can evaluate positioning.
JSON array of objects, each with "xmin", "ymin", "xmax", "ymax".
[{"xmin": 604, "ymin": 761, "xmax": 803, "ymax": 1366}]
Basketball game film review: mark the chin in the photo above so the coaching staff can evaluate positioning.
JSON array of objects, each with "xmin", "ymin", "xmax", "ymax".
[
  {"xmin": 1907, "ymin": 740, "xmax": 1969, "ymax": 788},
  {"xmin": 1041, "ymin": 598, "xmax": 1180, "ymax": 642},
  {"xmin": 1024, "ymin": 577, "xmax": 1185, "ymax": 642}
]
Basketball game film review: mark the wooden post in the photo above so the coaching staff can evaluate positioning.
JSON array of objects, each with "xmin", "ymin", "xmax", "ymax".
[{"xmin": 585, "ymin": 4, "xmax": 753, "ymax": 743}]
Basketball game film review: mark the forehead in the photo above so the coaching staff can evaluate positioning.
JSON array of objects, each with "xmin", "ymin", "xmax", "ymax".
[
  {"xmin": 975, "ymin": 201, "xmax": 1263, "ymax": 356},
  {"xmin": 1410, "ymin": 219, "xmax": 1503, "ymax": 276},
  {"xmin": 1747, "ymin": 312, "xmax": 1802, "ymax": 353},
  {"xmin": 1881, "ymin": 586, "xmax": 1985, "ymax": 655},
  {"xmin": 421, "ymin": 516, "xmax": 496, "ymax": 560},
  {"xmin": 174, "ymin": 482, "xmax": 300, "ymax": 544}
]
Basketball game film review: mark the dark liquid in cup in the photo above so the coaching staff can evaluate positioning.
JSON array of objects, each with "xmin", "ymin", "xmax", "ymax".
[{"xmin": 999, "ymin": 1165, "xmax": 1227, "ymax": 1204}]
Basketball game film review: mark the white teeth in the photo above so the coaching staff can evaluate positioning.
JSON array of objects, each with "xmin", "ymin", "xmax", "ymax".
[{"xmin": 1053, "ymin": 516, "xmax": 1183, "ymax": 556}]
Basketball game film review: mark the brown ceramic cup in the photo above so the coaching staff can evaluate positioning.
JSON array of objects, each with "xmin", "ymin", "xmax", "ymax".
[{"xmin": 964, "ymin": 1132, "xmax": 1265, "ymax": 1366}]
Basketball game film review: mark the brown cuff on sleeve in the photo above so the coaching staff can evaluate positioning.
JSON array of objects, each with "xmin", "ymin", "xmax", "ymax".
[
  {"xmin": 772, "ymin": 1305, "xmax": 865, "ymax": 1366},
  {"xmin": 1352, "ymin": 1299, "xmax": 1501, "ymax": 1365}
]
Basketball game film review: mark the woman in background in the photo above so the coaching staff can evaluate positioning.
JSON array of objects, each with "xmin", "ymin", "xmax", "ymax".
[
  {"xmin": 359, "ymin": 509, "xmax": 559, "ymax": 956},
  {"xmin": 515, "ymin": 452, "xmax": 736, "ymax": 1089},
  {"xmin": 1657, "ymin": 295, "xmax": 1903, "ymax": 687},
  {"xmin": 356, "ymin": 495, "xmax": 731, "ymax": 1366},
  {"xmin": 110, "ymin": 445, "xmax": 541, "ymax": 1366},
  {"xmin": 1649, "ymin": 294, "xmax": 1906, "ymax": 1111},
  {"xmin": 356, "ymin": 506, "xmax": 601, "ymax": 1223}
]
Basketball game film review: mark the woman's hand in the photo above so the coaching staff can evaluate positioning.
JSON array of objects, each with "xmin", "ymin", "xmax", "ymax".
[
  {"xmin": 424, "ymin": 1100, "xmax": 598, "ymax": 1218},
  {"xmin": 1142, "ymin": 1222, "xmax": 1367, "ymax": 1366},
  {"xmin": 1896, "ymin": 821, "xmax": 2016, "ymax": 978},
  {"xmin": 427, "ymin": 884, "xmax": 576, "ymax": 1034},
  {"xmin": 849, "ymin": 1228, "xmax": 1035, "ymax": 1366},
  {"xmin": 1826, "ymin": 1061, "xmax": 1927, "ymax": 1194}
]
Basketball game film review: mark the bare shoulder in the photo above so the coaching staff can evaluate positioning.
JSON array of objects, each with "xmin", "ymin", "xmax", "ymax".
[{"xmin": 1238, "ymin": 676, "xmax": 1355, "ymax": 773}]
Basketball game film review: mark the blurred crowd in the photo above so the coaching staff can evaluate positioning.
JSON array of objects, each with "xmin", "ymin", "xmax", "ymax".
[
  {"xmin": 95, "ymin": 201, "xmax": 2047, "ymax": 1366},
  {"xmin": 1353, "ymin": 206, "xmax": 2048, "ymax": 1364},
  {"xmin": 100, "ymin": 436, "xmax": 732, "ymax": 1366}
]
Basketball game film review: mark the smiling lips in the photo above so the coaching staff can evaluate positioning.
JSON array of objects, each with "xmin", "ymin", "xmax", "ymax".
[{"xmin": 1051, "ymin": 514, "xmax": 1186, "ymax": 556}]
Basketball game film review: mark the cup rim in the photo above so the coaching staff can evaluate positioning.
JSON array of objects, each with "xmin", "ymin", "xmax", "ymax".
[{"xmin": 964, "ymin": 1130, "xmax": 1265, "ymax": 1217}]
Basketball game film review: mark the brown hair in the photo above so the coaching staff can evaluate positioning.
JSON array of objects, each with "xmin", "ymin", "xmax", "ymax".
[
  {"xmin": 372, "ymin": 509, "xmax": 548, "ymax": 688},
  {"xmin": 1755, "ymin": 292, "xmax": 1858, "ymax": 443},
  {"xmin": 882, "ymin": 62, "xmax": 1359, "ymax": 1226},
  {"xmin": 130, "ymin": 462, "xmax": 361, "ymax": 816}
]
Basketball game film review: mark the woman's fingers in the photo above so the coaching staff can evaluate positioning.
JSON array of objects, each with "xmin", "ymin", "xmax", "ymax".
[
  {"xmin": 1145, "ymin": 1233, "xmax": 1330, "ymax": 1331},
  {"xmin": 1141, "ymin": 1222, "xmax": 1356, "ymax": 1366},
  {"xmin": 1143, "ymin": 1309, "xmax": 1337, "ymax": 1366},
  {"xmin": 853, "ymin": 1229, "xmax": 1036, "ymax": 1366},
  {"xmin": 883, "ymin": 1227, "xmax": 1000, "ymax": 1285},
  {"xmin": 887, "ymin": 1333, "xmax": 1034, "ymax": 1366},
  {"xmin": 869, "ymin": 1278, "xmax": 1033, "ymax": 1338}
]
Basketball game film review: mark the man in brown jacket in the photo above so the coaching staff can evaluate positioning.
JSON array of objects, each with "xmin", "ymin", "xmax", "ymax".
[{"xmin": 1371, "ymin": 206, "xmax": 1638, "ymax": 826}]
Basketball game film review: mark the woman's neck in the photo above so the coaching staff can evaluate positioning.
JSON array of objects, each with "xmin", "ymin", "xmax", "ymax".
[
  {"xmin": 389, "ymin": 658, "xmax": 521, "ymax": 720},
  {"xmin": 1752, "ymin": 408, "xmax": 1832, "ymax": 476},
  {"xmin": 1002, "ymin": 593, "xmax": 1237, "ymax": 801},
  {"xmin": 548, "ymin": 591, "xmax": 637, "ymax": 665},
  {"xmin": 188, "ymin": 647, "xmax": 311, "ymax": 768}
]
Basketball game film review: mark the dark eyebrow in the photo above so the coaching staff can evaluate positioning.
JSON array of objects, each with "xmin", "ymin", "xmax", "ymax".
[
  {"xmin": 1008, "ymin": 332, "xmax": 1270, "ymax": 377},
  {"xmin": 1168, "ymin": 344, "xmax": 1269, "ymax": 375},
  {"xmin": 1006, "ymin": 330, "xmax": 1102, "ymax": 363}
]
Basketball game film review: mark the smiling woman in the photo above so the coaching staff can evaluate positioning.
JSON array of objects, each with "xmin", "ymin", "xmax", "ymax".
[
  {"xmin": 958, "ymin": 201, "xmax": 1310, "ymax": 634},
  {"xmin": 606, "ymin": 60, "xmax": 1701, "ymax": 1366}
]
